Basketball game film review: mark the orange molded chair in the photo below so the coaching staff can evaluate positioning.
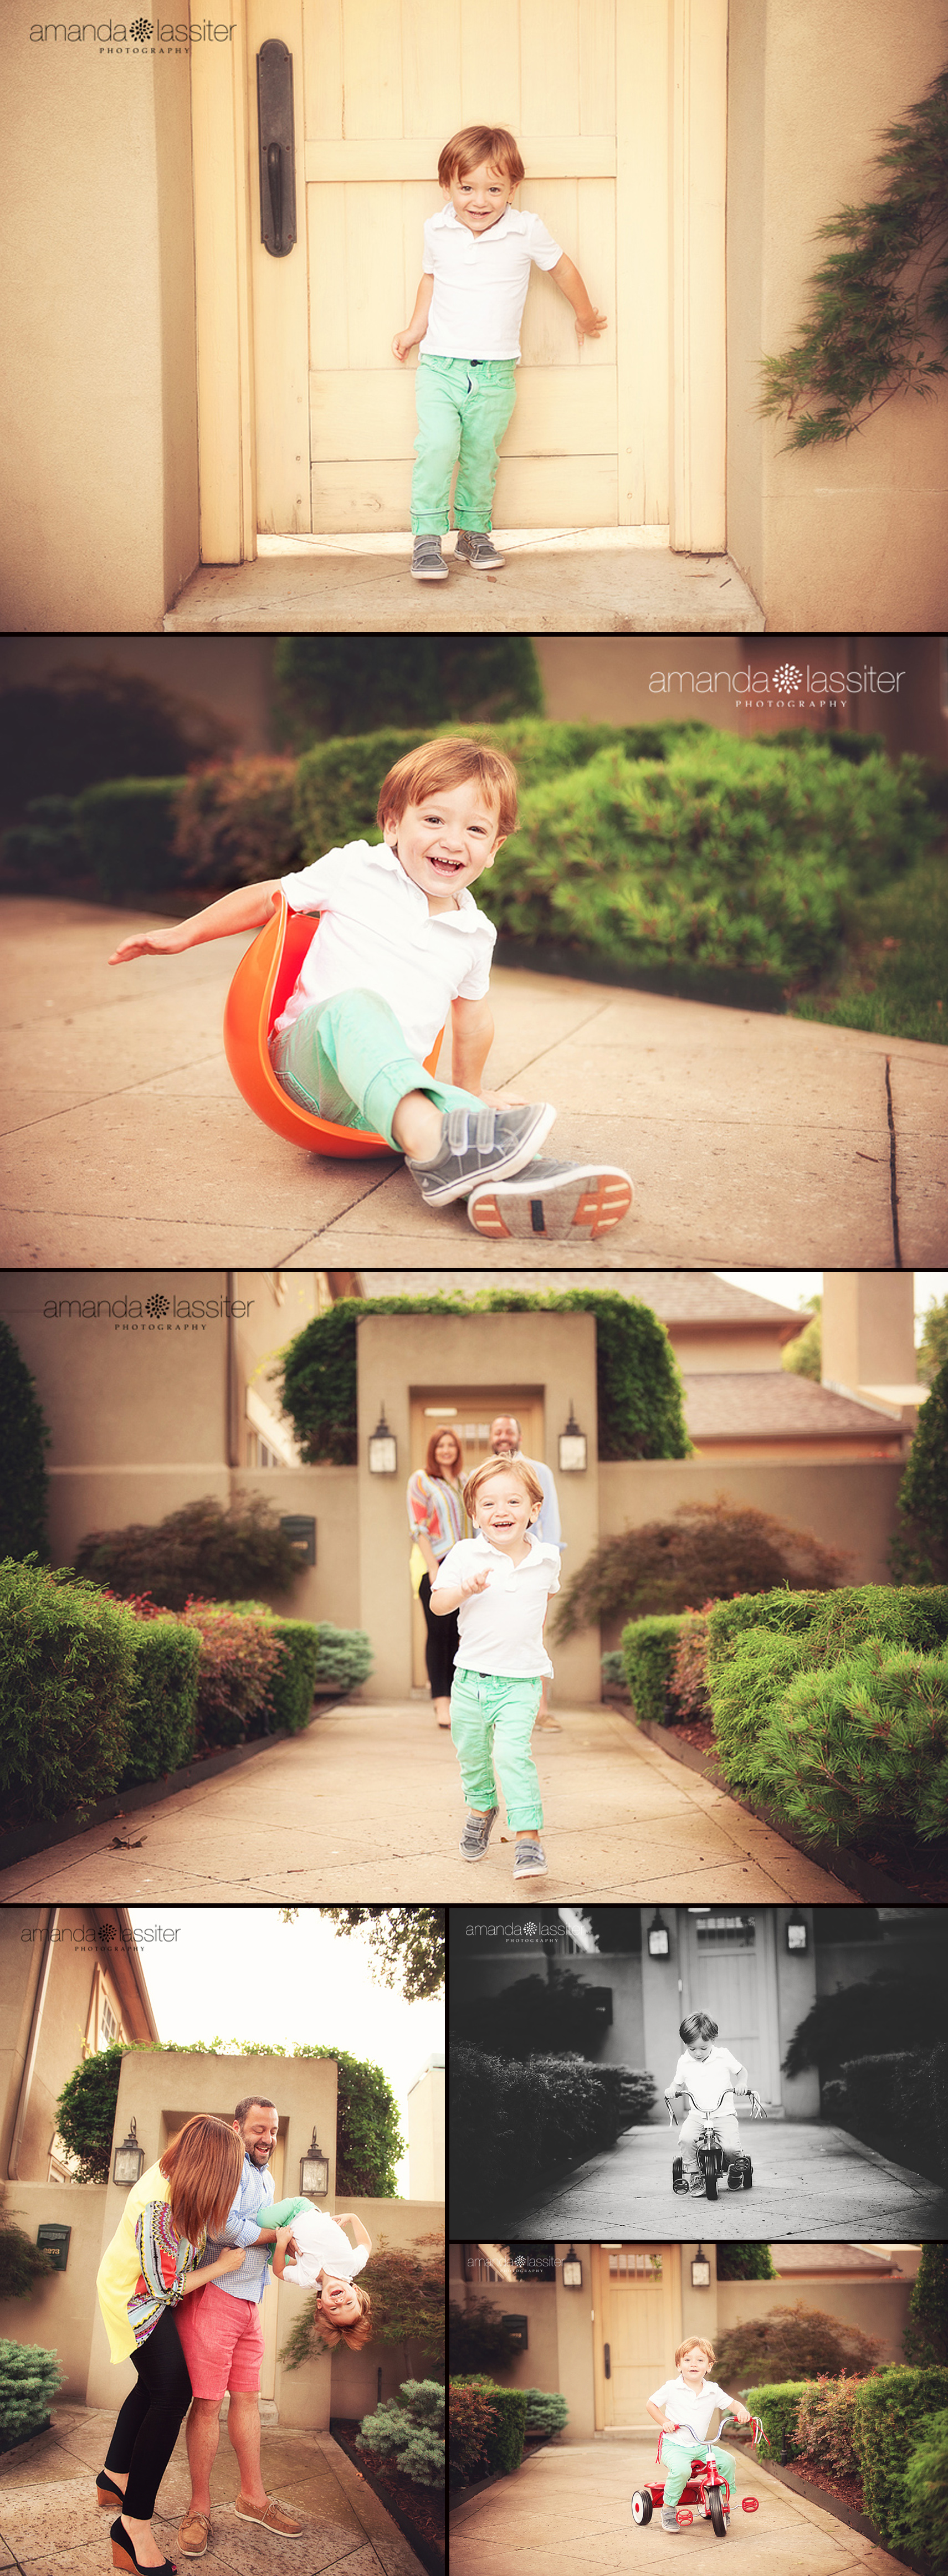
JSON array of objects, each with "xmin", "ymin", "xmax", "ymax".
[{"xmin": 222, "ymin": 893, "xmax": 444, "ymax": 1158}]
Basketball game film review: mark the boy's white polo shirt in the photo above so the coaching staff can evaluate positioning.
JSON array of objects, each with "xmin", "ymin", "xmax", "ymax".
[
  {"xmin": 672, "ymin": 2046, "xmax": 745, "ymax": 2114},
  {"xmin": 419, "ymin": 205, "xmax": 563, "ymax": 359},
  {"xmin": 649, "ymin": 2378, "xmax": 732, "ymax": 2443},
  {"xmin": 432, "ymin": 1530, "xmax": 561, "ymax": 1677},
  {"xmin": 275, "ymin": 838, "xmax": 496, "ymax": 1054}
]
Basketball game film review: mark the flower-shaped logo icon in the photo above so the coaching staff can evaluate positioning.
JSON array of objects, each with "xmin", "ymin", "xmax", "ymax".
[
  {"xmin": 145, "ymin": 1292, "xmax": 170, "ymax": 1319},
  {"xmin": 772, "ymin": 661, "xmax": 803, "ymax": 693},
  {"xmin": 129, "ymin": 17, "xmax": 153, "ymax": 37}
]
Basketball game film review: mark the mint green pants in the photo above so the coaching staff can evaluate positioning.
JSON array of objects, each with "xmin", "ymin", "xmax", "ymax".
[
  {"xmin": 269, "ymin": 987, "xmax": 483, "ymax": 1149},
  {"xmin": 662, "ymin": 2436, "xmax": 735, "ymax": 2514},
  {"xmin": 411, "ymin": 355, "xmax": 517, "ymax": 534},
  {"xmin": 450, "ymin": 1667, "xmax": 544, "ymax": 1830}
]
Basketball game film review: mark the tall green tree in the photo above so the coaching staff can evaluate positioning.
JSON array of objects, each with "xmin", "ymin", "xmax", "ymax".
[
  {"xmin": 279, "ymin": 1906, "xmax": 444, "ymax": 1999},
  {"xmin": 905, "ymin": 2244, "xmax": 948, "ymax": 2365},
  {"xmin": 781, "ymin": 1295, "xmax": 822, "ymax": 1382},
  {"xmin": 919, "ymin": 1298, "xmax": 948, "ymax": 1387},
  {"xmin": 0, "ymin": 1321, "xmax": 50, "ymax": 1562},
  {"xmin": 273, "ymin": 637, "xmax": 543, "ymax": 745},
  {"xmin": 891, "ymin": 1357, "xmax": 948, "ymax": 1582}
]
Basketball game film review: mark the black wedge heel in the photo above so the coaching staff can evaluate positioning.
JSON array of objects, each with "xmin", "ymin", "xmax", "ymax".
[{"xmin": 109, "ymin": 2517, "xmax": 177, "ymax": 2575}]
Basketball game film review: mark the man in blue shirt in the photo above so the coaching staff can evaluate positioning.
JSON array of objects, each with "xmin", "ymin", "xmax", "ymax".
[{"xmin": 176, "ymin": 2096, "xmax": 303, "ymax": 2556}]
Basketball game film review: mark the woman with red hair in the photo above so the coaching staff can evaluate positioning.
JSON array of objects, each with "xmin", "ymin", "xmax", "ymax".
[{"xmin": 407, "ymin": 1425, "xmax": 470, "ymax": 1727}]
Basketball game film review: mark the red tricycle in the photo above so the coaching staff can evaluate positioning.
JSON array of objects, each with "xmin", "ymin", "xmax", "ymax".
[{"xmin": 631, "ymin": 2413, "xmax": 766, "ymax": 2538}]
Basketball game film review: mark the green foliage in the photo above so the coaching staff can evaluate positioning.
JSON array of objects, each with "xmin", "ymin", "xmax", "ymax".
[
  {"xmin": 920, "ymin": 1300, "xmax": 948, "ymax": 1387},
  {"xmin": 449, "ymin": 2299, "xmax": 521, "ymax": 2377},
  {"xmin": 794, "ymin": 2375, "xmax": 864, "ymax": 2480},
  {"xmin": 740, "ymin": 2383, "xmax": 809, "ymax": 2462},
  {"xmin": 118, "ymin": 1614, "xmax": 200, "ymax": 1784},
  {"xmin": 262, "ymin": 1617, "xmax": 321, "ymax": 1732},
  {"xmin": 277, "ymin": 1289, "xmax": 690, "ymax": 1470},
  {"xmin": 853, "ymin": 2365, "xmax": 948, "ymax": 2550},
  {"xmin": 793, "ymin": 846, "xmax": 948, "ymax": 1048},
  {"xmin": 452, "ymin": 2042, "xmax": 655, "ymax": 2206},
  {"xmin": 718, "ymin": 2301, "xmax": 881, "ymax": 2388},
  {"xmin": 74, "ymin": 776, "xmax": 188, "ymax": 902},
  {"xmin": 891, "ymin": 1359, "xmax": 948, "ymax": 1581},
  {"xmin": 449, "ymin": 2380, "xmax": 496, "ymax": 2484},
  {"xmin": 558, "ymin": 1501, "xmax": 844, "ymax": 1641},
  {"xmin": 356, "ymin": 2379, "xmax": 444, "ymax": 2489},
  {"xmin": 0, "ymin": 2191, "xmax": 57, "ymax": 2299},
  {"xmin": 783, "ymin": 1968, "xmax": 942, "ymax": 2085},
  {"xmin": 620, "ymin": 1617, "xmax": 686, "ymax": 1724},
  {"xmin": 73, "ymin": 1492, "xmax": 305, "ymax": 1615},
  {"xmin": 171, "ymin": 756, "xmax": 302, "ymax": 887},
  {"xmin": 59, "ymin": 2036, "xmax": 403, "ymax": 2199},
  {"xmin": 56, "ymin": 2044, "xmax": 126, "ymax": 2184},
  {"xmin": 759, "ymin": 69, "xmax": 948, "ymax": 447},
  {"xmin": 319, "ymin": 1908, "xmax": 443, "ymax": 2001},
  {"xmin": 522, "ymin": 2387, "xmax": 569, "ymax": 2434},
  {"xmin": 0, "ymin": 1322, "xmax": 50, "ymax": 1564},
  {"xmin": 0, "ymin": 797, "xmax": 86, "ymax": 893},
  {"xmin": 905, "ymin": 2244, "xmax": 948, "ymax": 2367},
  {"xmin": 0, "ymin": 663, "xmax": 234, "ymax": 827},
  {"xmin": 449, "ymin": 2379, "xmax": 528, "ymax": 2478},
  {"xmin": 274, "ymin": 639, "xmax": 544, "ymax": 747},
  {"xmin": 313, "ymin": 1623, "xmax": 373, "ymax": 1689},
  {"xmin": 744, "ymin": 1641, "xmax": 948, "ymax": 1846},
  {"xmin": 282, "ymin": 2231, "xmax": 443, "ymax": 2374},
  {"xmin": 452, "ymin": 1967, "xmax": 628, "ymax": 2061},
  {"xmin": 0, "ymin": 1558, "xmax": 133, "ymax": 1824},
  {"xmin": 705, "ymin": 1584, "xmax": 948, "ymax": 1811},
  {"xmin": 715, "ymin": 2245, "xmax": 777, "ymax": 2282},
  {"xmin": 903, "ymin": 2406, "xmax": 948, "ymax": 2565},
  {"xmin": 831, "ymin": 2045, "xmax": 948, "ymax": 2189},
  {"xmin": 670, "ymin": 1614, "xmax": 714, "ymax": 1723},
  {"xmin": 0, "ymin": 2339, "xmax": 65, "ymax": 2447},
  {"xmin": 781, "ymin": 1296, "xmax": 822, "ymax": 1381},
  {"xmin": 178, "ymin": 1599, "xmax": 287, "ymax": 1749}
]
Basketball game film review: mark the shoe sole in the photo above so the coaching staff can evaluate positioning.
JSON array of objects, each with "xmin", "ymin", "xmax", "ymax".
[
  {"xmin": 467, "ymin": 1164, "xmax": 633, "ymax": 1240},
  {"xmin": 463, "ymin": 557, "xmax": 505, "ymax": 570},
  {"xmin": 410, "ymin": 567, "xmax": 449, "ymax": 580},
  {"xmin": 234, "ymin": 2507, "xmax": 304, "ymax": 2534},
  {"xmin": 422, "ymin": 1103, "xmax": 557, "ymax": 1205},
  {"xmin": 513, "ymin": 1858, "xmax": 548, "ymax": 1877},
  {"xmin": 459, "ymin": 1841, "xmax": 492, "ymax": 1860},
  {"xmin": 178, "ymin": 2541, "xmax": 210, "ymax": 2560}
]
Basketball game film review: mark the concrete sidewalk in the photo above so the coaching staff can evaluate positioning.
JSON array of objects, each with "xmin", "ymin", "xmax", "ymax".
[
  {"xmin": 451, "ymin": 2432, "xmax": 903, "ymax": 2576},
  {"xmin": 3, "ymin": 897, "xmax": 945, "ymax": 1267},
  {"xmin": 493, "ymin": 2106, "xmax": 948, "ymax": 2242},
  {"xmin": 163, "ymin": 528, "xmax": 766, "ymax": 635},
  {"xmin": 0, "ymin": 2404, "xmax": 424, "ymax": 2576},
  {"xmin": 0, "ymin": 1699, "xmax": 860, "ymax": 1906}
]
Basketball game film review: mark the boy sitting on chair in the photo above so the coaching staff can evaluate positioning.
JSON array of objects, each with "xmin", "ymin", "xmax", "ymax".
[{"xmin": 108, "ymin": 735, "xmax": 633, "ymax": 1242}]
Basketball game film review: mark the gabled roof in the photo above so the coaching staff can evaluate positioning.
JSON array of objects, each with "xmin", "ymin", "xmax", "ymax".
[
  {"xmin": 683, "ymin": 1372, "xmax": 900, "ymax": 1440},
  {"xmin": 771, "ymin": 2244, "xmax": 902, "ymax": 2275}
]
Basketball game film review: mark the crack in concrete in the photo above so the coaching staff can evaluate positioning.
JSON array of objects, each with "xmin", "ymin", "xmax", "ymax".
[{"xmin": 884, "ymin": 1057, "xmax": 903, "ymax": 1266}]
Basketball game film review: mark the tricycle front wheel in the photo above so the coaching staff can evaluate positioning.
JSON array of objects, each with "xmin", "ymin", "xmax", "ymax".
[{"xmin": 708, "ymin": 2488, "xmax": 726, "ymax": 2538}]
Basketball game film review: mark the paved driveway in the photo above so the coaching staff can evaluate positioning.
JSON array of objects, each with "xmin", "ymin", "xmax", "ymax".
[{"xmin": 452, "ymin": 2435, "xmax": 902, "ymax": 2576}]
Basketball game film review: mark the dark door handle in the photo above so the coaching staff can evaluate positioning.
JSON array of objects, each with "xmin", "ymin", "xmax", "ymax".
[
  {"xmin": 257, "ymin": 39, "xmax": 296, "ymax": 257},
  {"xmin": 604, "ymin": 2343, "xmax": 611, "ymax": 2379}
]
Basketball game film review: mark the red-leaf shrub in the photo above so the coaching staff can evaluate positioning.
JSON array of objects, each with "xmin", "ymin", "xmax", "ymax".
[{"xmin": 180, "ymin": 1599, "xmax": 287, "ymax": 1747}]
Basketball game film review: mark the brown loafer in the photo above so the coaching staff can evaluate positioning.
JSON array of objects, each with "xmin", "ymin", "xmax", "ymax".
[
  {"xmin": 235, "ymin": 2495, "xmax": 304, "ymax": 2535},
  {"xmin": 178, "ymin": 2509, "xmax": 211, "ymax": 2556}
]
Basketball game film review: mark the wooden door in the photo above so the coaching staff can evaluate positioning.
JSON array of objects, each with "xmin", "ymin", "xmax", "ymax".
[
  {"xmin": 680, "ymin": 1912, "xmax": 782, "ymax": 2108},
  {"xmin": 593, "ymin": 2243, "xmax": 680, "ymax": 2429},
  {"xmin": 409, "ymin": 1385, "xmax": 544, "ymax": 1687}
]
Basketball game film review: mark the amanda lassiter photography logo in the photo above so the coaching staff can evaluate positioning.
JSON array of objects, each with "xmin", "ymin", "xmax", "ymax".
[{"xmin": 772, "ymin": 661, "xmax": 804, "ymax": 693}]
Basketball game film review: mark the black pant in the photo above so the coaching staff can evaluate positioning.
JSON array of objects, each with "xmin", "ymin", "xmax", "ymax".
[
  {"xmin": 419, "ymin": 1569, "xmax": 459, "ymax": 1701},
  {"xmin": 105, "ymin": 2304, "xmax": 193, "ymax": 2518}
]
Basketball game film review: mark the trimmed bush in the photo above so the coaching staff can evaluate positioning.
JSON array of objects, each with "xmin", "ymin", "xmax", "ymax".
[
  {"xmin": 708, "ymin": 1581, "xmax": 948, "ymax": 1666},
  {"xmin": 558, "ymin": 1502, "xmax": 844, "ymax": 1641},
  {"xmin": 0, "ymin": 1558, "xmax": 133, "ymax": 1822},
  {"xmin": 835, "ymin": 2043, "xmax": 948, "ymax": 2186},
  {"xmin": 277, "ymin": 640, "xmax": 544, "ymax": 751},
  {"xmin": 853, "ymin": 2365, "xmax": 948, "ymax": 2551},
  {"xmin": 73, "ymin": 1492, "xmax": 305, "ymax": 1615},
  {"xmin": 292, "ymin": 714, "xmax": 708, "ymax": 849},
  {"xmin": 739, "ymin": 2383, "xmax": 808, "ymax": 2462},
  {"xmin": 450, "ymin": 2042, "xmax": 655, "ymax": 2207},
  {"xmin": 523, "ymin": 2388, "xmax": 569, "ymax": 2434},
  {"xmin": 903, "ymin": 2405, "xmax": 948, "ymax": 2568},
  {"xmin": 0, "ymin": 2339, "xmax": 65, "ymax": 2447},
  {"xmin": 0, "ymin": 797, "xmax": 87, "ymax": 892},
  {"xmin": 226, "ymin": 1604, "xmax": 322, "ymax": 1732},
  {"xmin": 171, "ymin": 756, "xmax": 301, "ymax": 888},
  {"xmin": 119, "ymin": 1615, "xmax": 201, "ymax": 1784},
  {"xmin": 449, "ymin": 2380, "xmax": 496, "ymax": 2484},
  {"xmin": 891, "ymin": 1355, "xmax": 948, "ymax": 1583},
  {"xmin": 180, "ymin": 1599, "xmax": 288, "ymax": 1748},
  {"xmin": 741, "ymin": 1641, "xmax": 948, "ymax": 1845},
  {"xmin": 313, "ymin": 1621, "xmax": 373, "ymax": 1691},
  {"xmin": 621, "ymin": 1617, "xmax": 685, "ymax": 1723},
  {"xmin": 450, "ymin": 2378, "xmax": 528, "ymax": 2477},
  {"xmin": 715, "ymin": 2304, "xmax": 880, "ymax": 2390},
  {"xmin": 794, "ymin": 2375, "xmax": 864, "ymax": 2480},
  {"xmin": 0, "ymin": 1320, "xmax": 50, "ymax": 1563},
  {"xmin": 74, "ymin": 775, "xmax": 187, "ymax": 901},
  {"xmin": 356, "ymin": 2379, "xmax": 444, "ymax": 2489},
  {"xmin": 906, "ymin": 2243, "xmax": 948, "ymax": 2367},
  {"xmin": 705, "ymin": 1585, "xmax": 948, "ymax": 1827}
]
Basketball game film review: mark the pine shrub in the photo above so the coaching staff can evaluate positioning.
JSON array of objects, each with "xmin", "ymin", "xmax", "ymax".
[
  {"xmin": 794, "ymin": 2375, "xmax": 865, "ymax": 2480},
  {"xmin": 705, "ymin": 1585, "xmax": 948, "ymax": 1825},
  {"xmin": 558, "ymin": 1503, "xmax": 844, "ymax": 1642},
  {"xmin": 716, "ymin": 2305, "xmax": 880, "ymax": 2390},
  {"xmin": 171, "ymin": 756, "xmax": 301, "ymax": 888},
  {"xmin": 0, "ymin": 2339, "xmax": 65, "ymax": 2447},
  {"xmin": 356, "ymin": 2379, "xmax": 444, "ymax": 2488},
  {"xmin": 0, "ymin": 1324, "xmax": 51, "ymax": 1564},
  {"xmin": 73, "ymin": 1492, "xmax": 305, "ymax": 1614},
  {"xmin": 891, "ymin": 1358, "xmax": 948, "ymax": 1583},
  {"xmin": 0, "ymin": 1558, "xmax": 134, "ymax": 1823},
  {"xmin": 738, "ymin": 2383, "xmax": 808, "ymax": 2462},
  {"xmin": 449, "ymin": 2380, "xmax": 496, "ymax": 2484},
  {"xmin": 903, "ymin": 2406, "xmax": 948, "ymax": 2568},
  {"xmin": 854, "ymin": 2367, "xmax": 948, "ymax": 2551},
  {"xmin": 523, "ymin": 2388, "xmax": 569, "ymax": 2434},
  {"xmin": 751, "ymin": 1643, "xmax": 948, "ymax": 1846}
]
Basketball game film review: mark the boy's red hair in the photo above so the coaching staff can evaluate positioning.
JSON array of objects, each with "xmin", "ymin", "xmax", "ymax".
[
  {"xmin": 438, "ymin": 126, "xmax": 525, "ymax": 188},
  {"xmin": 377, "ymin": 736, "xmax": 519, "ymax": 838},
  {"xmin": 463, "ymin": 1454, "xmax": 544, "ymax": 1517},
  {"xmin": 675, "ymin": 2336, "xmax": 716, "ymax": 2369}
]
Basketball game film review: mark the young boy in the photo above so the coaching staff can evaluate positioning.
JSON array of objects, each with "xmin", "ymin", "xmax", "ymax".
[
  {"xmin": 664, "ymin": 2011, "xmax": 751, "ymax": 2194},
  {"xmin": 647, "ymin": 2337, "xmax": 751, "ymax": 2535},
  {"xmin": 393, "ymin": 125, "xmax": 606, "ymax": 581},
  {"xmin": 108, "ymin": 737, "xmax": 633, "ymax": 1243},
  {"xmin": 431, "ymin": 1453, "xmax": 561, "ymax": 1880}
]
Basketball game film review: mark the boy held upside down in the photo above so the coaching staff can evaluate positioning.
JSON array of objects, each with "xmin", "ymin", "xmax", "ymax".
[{"xmin": 109, "ymin": 737, "xmax": 633, "ymax": 1244}]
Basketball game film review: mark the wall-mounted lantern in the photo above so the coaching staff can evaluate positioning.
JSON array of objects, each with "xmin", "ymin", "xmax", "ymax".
[
  {"xmin": 785, "ymin": 1913, "xmax": 808, "ymax": 1953},
  {"xmin": 562, "ymin": 2245, "xmax": 583, "ymax": 2287},
  {"xmin": 647, "ymin": 1909, "xmax": 670, "ymax": 1959},
  {"xmin": 691, "ymin": 2245, "xmax": 711, "ymax": 2289},
  {"xmin": 368, "ymin": 1407, "xmax": 397, "ymax": 1474},
  {"xmin": 300, "ymin": 2130, "xmax": 329, "ymax": 2197},
  {"xmin": 558, "ymin": 1403, "xmax": 587, "ymax": 1473},
  {"xmin": 113, "ymin": 2118, "xmax": 145, "ymax": 2187}
]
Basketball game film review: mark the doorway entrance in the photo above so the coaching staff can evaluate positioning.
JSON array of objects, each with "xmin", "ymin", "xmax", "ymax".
[
  {"xmin": 409, "ymin": 1384, "xmax": 542, "ymax": 1688},
  {"xmin": 592, "ymin": 2243, "xmax": 681, "ymax": 2430},
  {"xmin": 680, "ymin": 1911, "xmax": 783, "ymax": 2110}
]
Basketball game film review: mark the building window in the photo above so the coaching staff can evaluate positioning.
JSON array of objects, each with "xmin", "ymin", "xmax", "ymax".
[
  {"xmin": 247, "ymin": 1432, "xmax": 282, "ymax": 1469},
  {"xmin": 100, "ymin": 1994, "xmax": 119, "ymax": 2046},
  {"xmin": 608, "ymin": 2250, "xmax": 663, "ymax": 2277},
  {"xmin": 695, "ymin": 1914, "xmax": 756, "ymax": 1950}
]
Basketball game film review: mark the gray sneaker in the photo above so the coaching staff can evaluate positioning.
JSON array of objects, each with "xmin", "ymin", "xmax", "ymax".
[
  {"xmin": 513, "ymin": 1840, "xmax": 548, "ymax": 1878},
  {"xmin": 459, "ymin": 1808, "xmax": 498, "ymax": 1861},
  {"xmin": 466, "ymin": 1156, "xmax": 634, "ymax": 1240},
  {"xmin": 455, "ymin": 529, "xmax": 505, "ymax": 569},
  {"xmin": 411, "ymin": 535, "xmax": 448, "ymax": 581},
  {"xmin": 407, "ymin": 1102, "xmax": 556, "ymax": 1207},
  {"xmin": 660, "ymin": 2508, "xmax": 682, "ymax": 2533}
]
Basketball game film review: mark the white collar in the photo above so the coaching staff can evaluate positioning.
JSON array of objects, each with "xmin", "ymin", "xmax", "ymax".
[
  {"xmin": 372, "ymin": 837, "xmax": 482, "ymax": 932},
  {"xmin": 472, "ymin": 1529, "xmax": 558, "ymax": 1564},
  {"xmin": 429, "ymin": 203, "xmax": 527, "ymax": 239}
]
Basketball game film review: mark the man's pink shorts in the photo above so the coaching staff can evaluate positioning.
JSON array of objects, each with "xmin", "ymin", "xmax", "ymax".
[{"xmin": 175, "ymin": 2282, "xmax": 265, "ymax": 2399}]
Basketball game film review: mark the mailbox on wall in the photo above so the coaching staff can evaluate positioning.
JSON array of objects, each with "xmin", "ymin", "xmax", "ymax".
[
  {"xmin": 501, "ymin": 2314, "xmax": 529, "ymax": 2349},
  {"xmin": 37, "ymin": 2224, "xmax": 70, "ymax": 2272},
  {"xmin": 280, "ymin": 1515, "xmax": 316, "ymax": 1566}
]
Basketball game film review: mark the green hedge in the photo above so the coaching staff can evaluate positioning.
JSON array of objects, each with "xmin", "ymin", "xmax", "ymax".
[
  {"xmin": 854, "ymin": 2366, "xmax": 948, "ymax": 2550},
  {"xmin": 119, "ymin": 1616, "xmax": 201, "ymax": 1783},
  {"xmin": 0, "ymin": 1558, "xmax": 133, "ymax": 1822},
  {"xmin": 621, "ymin": 1616, "xmax": 686, "ymax": 1723},
  {"xmin": 835, "ymin": 2044, "xmax": 948, "ymax": 2185},
  {"xmin": 267, "ymin": 1618, "xmax": 322, "ymax": 1728},
  {"xmin": 450, "ymin": 2378, "xmax": 528, "ymax": 2476},
  {"xmin": 75, "ymin": 776, "xmax": 187, "ymax": 901},
  {"xmin": 0, "ymin": 1319, "xmax": 50, "ymax": 1564},
  {"xmin": 740, "ymin": 2382, "xmax": 808, "ymax": 2462},
  {"xmin": 903, "ymin": 2406, "xmax": 948, "ymax": 2568},
  {"xmin": 293, "ymin": 719, "xmax": 711, "ymax": 856},
  {"xmin": 705, "ymin": 1585, "xmax": 948, "ymax": 1831},
  {"xmin": 451, "ymin": 2042, "xmax": 655, "ymax": 2206}
]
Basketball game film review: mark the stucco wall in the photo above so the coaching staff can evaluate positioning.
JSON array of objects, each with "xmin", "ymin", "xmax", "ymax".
[
  {"xmin": 1, "ymin": 31, "xmax": 198, "ymax": 632},
  {"xmin": 597, "ymin": 1456, "xmax": 904, "ymax": 1640},
  {"xmin": 0, "ymin": 2185, "xmax": 110, "ymax": 2400},
  {"xmin": 715, "ymin": 2275, "xmax": 913, "ymax": 2364},
  {"xmin": 727, "ymin": 0, "xmax": 948, "ymax": 628}
]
